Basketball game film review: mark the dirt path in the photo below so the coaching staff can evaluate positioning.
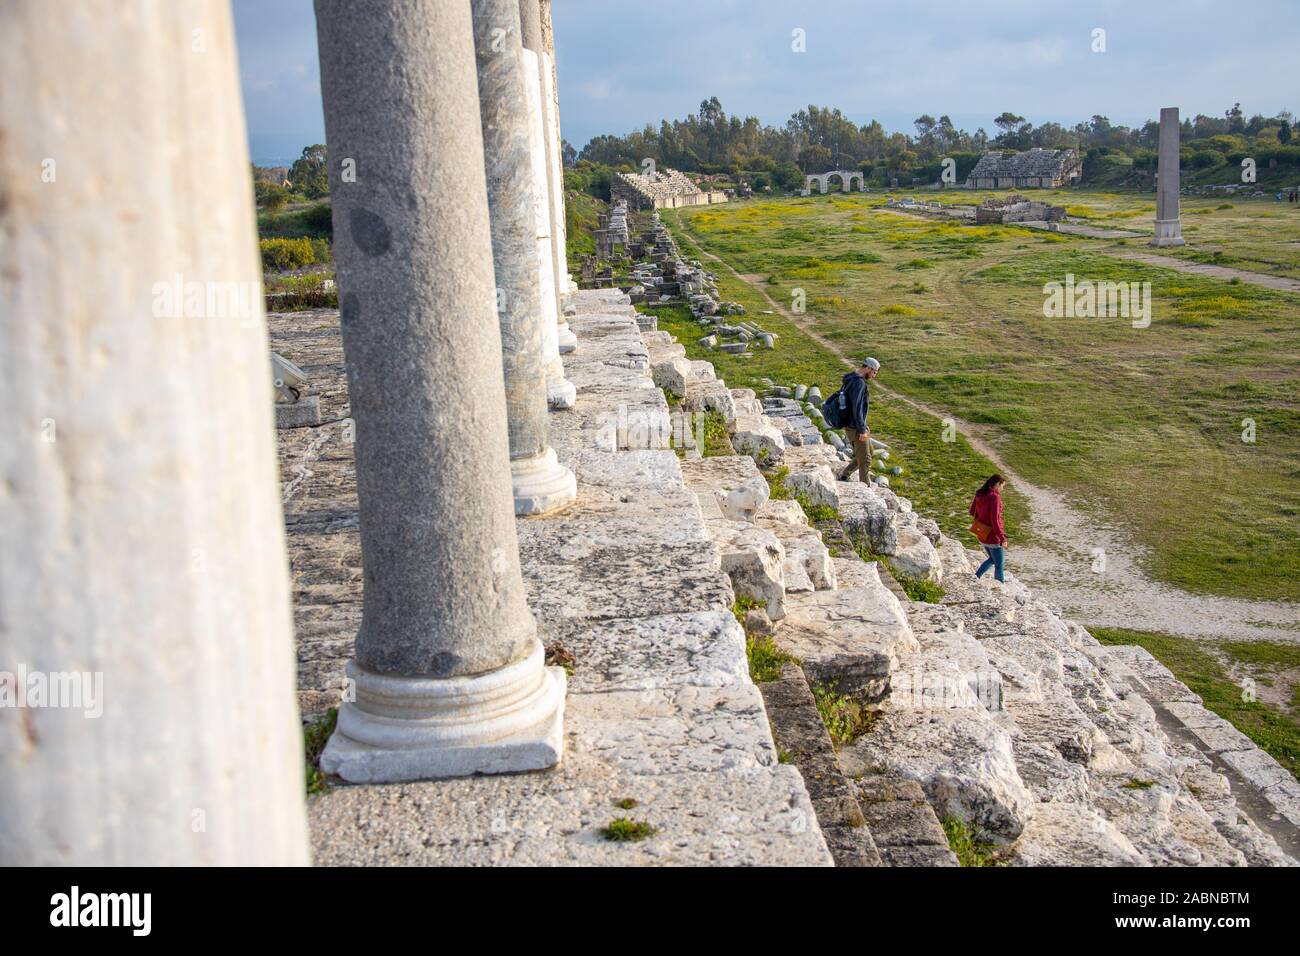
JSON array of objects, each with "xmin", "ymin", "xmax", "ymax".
[
  {"xmin": 1107, "ymin": 249, "xmax": 1300, "ymax": 292},
  {"xmin": 685, "ymin": 225, "xmax": 1300, "ymax": 643}
]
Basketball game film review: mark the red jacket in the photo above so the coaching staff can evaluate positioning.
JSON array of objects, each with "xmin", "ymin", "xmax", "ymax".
[{"xmin": 969, "ymin": 489, "xmax": 1007, "ymax": 545}]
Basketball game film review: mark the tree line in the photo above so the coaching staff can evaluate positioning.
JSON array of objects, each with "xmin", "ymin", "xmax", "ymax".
[{"xmin": 574, "ymin": 97, "xmax": 1297, "ymax": 190}]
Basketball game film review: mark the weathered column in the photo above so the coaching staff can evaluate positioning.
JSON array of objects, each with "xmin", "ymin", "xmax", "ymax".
[
  {"xmin": 520, "ymin": 0, "xmax": 577, "ymax": 353},
  {"xmin": 510, "ymin": 7, "xmax": 575, "ymax": 405},
  {"xmin": 472, "ymin": 0, "xmax": 576, "ymax": 515},
  {"xmin": 539, "ymin": 0, "xmax": 578, "ymax": 299},
  {"xmin": 1152, "ymin": 106, "xmax": 1185, "ymax": 247},
  {"xmin": 0, "ymin": 0, "xmax": 308, "ymax": 864},
  {"xmin": 314, "ymin": 0, "xmax": 565, "ymax": 782}
]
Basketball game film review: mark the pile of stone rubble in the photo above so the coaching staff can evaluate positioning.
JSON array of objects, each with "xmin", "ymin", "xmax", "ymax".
[
  {"xmin": 974, "ymin": 194, "xmax": 1066, "ymax": 224},
  {"xmin": 624, "ymin": 213, "xmax": 786, "ymax": 356}
]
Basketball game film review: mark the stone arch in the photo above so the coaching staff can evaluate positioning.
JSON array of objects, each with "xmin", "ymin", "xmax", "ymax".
[
  {"xmin": 805, "ymin": 171, "xmax": 862, "ymax": 195},
  {"xmin": 827, "ymin": 170, "xmax": 863, "ymax": 193}
]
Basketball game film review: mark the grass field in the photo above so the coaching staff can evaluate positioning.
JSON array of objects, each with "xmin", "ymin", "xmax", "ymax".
[{"xmin": 660, "ymin": 190, "xmax": 1300, "ymax": 601}]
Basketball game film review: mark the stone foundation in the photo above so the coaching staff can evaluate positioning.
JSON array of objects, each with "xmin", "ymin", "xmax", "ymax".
[{"xmin": 276, "ymin": 289, "xmax": 1296, "ymax": 867}]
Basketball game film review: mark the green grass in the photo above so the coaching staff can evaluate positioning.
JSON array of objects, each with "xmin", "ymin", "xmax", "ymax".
[
  {"xmin": 886, "ymin": 564, "xmax": 946, "ymax": 603},
  {"xmin": 942, "ymin": 817, "xmax": 1006, "ymax": 866},
  {"xmin": 732, "ymin": 594, "xmax": 766, "ymax": 627},
  {"xmin": 1092, "ymin": 627, "xmax": 1300, "ymax": 780},
  {"xmin": 810, "ymin": 681, "xmax": 876, "ymax": 748},
  {"xmin": 661, "ymin": 191, "xmax": 1300, "ymax": 601},
  {"xmin": 746, "ymin": 635, "xmax": 798, "ymax": 683},
  {"xmin": 734, "ymin": 595, "xmax": 801, "ymax": 683},
  {"xmin": 257, "ymin": 201, "xmax": 333, "ymax": 241},
  {"xmin": 766, "ymin": 466, "xmax": 839, "ymax": 523},
  {"xmin": 564, "ymin": 188, "xmax": 605, "ymax": 269},
  {"xmin": 1219, "ymin": 640, "xmax": 1300, "ymax": 674},
  {"xmin": 641, "ymin": 294, "xmax": 1027, "ymax": 551},
  {"xmin": 601, "ymin": 818, "xmax": 658, "ymax": 842},
  {"xmin": 303, "ymin": 708, "xmax": 337, "ymax": 795},
  {"xmin": 700, "ymin": 409, "xmax": 734, "ymax": 457}
]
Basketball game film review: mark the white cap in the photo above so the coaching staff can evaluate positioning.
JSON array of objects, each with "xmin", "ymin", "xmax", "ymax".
[{"xmin": 861, "ymin": 357, "xmax": 881, "ymax": 371}]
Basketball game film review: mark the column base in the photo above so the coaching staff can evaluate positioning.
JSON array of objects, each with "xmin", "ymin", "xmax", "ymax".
[
  {"xmin": 546, "ymin": 371, "xmax": 576, "ymax": 410},
  {"xmin": 321, "ymin": 640, "xmax": 566, "ymax": 784},
  {"xmin": 512, "ymin": 446, "xmax": 576, "ymax": 515},
  {"xmin": 1150, "ymin": 219, "xmax": 1185, "ymax": 247},
  {"xmin": 557, "ymin": 321, "xmax": 577, "ymax": 353}
]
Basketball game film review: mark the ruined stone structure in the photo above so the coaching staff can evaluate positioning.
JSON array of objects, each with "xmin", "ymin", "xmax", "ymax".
[
  {"xmin": 802, "ymin": 170, "xmax": 865, "ymax": 195},
  {"xmin": 965, "ymin": 148, "xmax": 1082, "ymax": 189},
  {"xmin": 974, "ymin": 194, "xmax": 1067, "ymax": 224},
  {"xmin": 1151, "ymin": 106, "xmax": 1186, "ymax": 247},
  {"xmin": 4, "ymin": 3, "xmax": 1295, "ymax": 868},
  {"xmin": 613, "ymin": 168, "xmax": 728, "ymax": 209}
]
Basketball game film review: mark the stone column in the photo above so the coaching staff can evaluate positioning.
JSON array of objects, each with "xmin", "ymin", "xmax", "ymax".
[
  {"xmin": 1152, "ymin": 106, "xmax": 1185, "ymax": 247},
  {"xmin": 0, "ymin": 0, "xmax": 308, "ymax": 864},
  {"xmin": 540, "ymin": 0, "xmax": 577, "ymax": 298},
  {"xmin": 471, "ymin": 0, "xmax": 576, "ymax": 515},
  {"xmin": 520, "ymin": 0, "xmax": 577, "ymax": 353},
  {"xmin": 314, "ymin": 0, "xmax": 565, "ymax": 782},
  {"xmin": 540, "ymin": 0, "xmax": 577, "ymax": 297}
]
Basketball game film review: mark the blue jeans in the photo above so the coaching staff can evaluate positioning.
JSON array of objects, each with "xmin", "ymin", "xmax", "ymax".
[{"xmin": 975, "ymin": 544, "xmax": 1004, "ymax": 583}]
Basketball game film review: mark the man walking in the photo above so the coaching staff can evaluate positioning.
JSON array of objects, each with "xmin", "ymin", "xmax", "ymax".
[{"xmin": 837, "ymin": 357, "xmax": 880, "ymax": 482}]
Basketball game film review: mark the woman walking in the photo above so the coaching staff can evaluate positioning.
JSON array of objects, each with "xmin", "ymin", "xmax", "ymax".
[{"xmin": 969, "ymin": 474, "xmax": 1008, "ymax": 583}]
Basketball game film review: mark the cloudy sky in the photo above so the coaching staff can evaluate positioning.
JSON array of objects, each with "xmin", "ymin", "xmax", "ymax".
[{"xmin": 233, "ymin": 0, "xmax": 1296, "ymax": 165}]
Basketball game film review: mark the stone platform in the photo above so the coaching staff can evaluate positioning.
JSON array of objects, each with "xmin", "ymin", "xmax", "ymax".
[
  {"xmin": 273, "ymin": 290, "xmax": 831, "ymax": 865},
  {"xmin": 273, "ymin": 289, "xmax": 1296, "ymax": 867}
]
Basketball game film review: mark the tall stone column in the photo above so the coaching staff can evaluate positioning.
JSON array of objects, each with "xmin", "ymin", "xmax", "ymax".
[
  {"xmin": 314, "ymin": 0, "xmax": 565, "ymax": 783},
  {"xmin": 1152, "ymin": 106, "xmax": 1185, "ymax": 247},
  {"xmin": 540, "ymin": 0, "xmax": 578, "ymax": 297},
  {"xmin": 0, "ymin": 0, "xmax": 308, "ymax": 864},
  {"xmin": 471, "ymin": 0, "xmax": 576, "ymax": 516},
  {"xmin": 520, "ymin": 0, "xmax": 577, "ymax": 353},
  {"xmin": 521, "ymin": 62, "xmax": 576, "ymax": 408}
]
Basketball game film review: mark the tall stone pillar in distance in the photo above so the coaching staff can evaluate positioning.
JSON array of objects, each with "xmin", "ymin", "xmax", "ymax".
[
  {"xmin": 1151, "ymin": 106, "xmax": 1185, "ymax": 247},
  {"xmin": 0, "ymin": 0, "xmax": 308, "ymax": 864},
  {"xmin": 314, "ymin": 0, "xmax": 565, "ymax": 782},
  {"xmin": 471, "ymin": 0, "xmax": 576, "ymax": 516},
  {"xmin": 521, "ymin": 0, "xmax": 577, "ymax": 353}
]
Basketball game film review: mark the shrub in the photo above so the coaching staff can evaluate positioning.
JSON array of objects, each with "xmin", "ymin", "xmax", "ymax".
[
  {"xmin": 301, "ymin": 201, "xmax": 334, "ymax": 238},
  {"xmin": 260, "ymin": 237, "xmax": 316, "ymax": 271},
  {"xmin": 309, "ymin": 238, "xmax": 333, "ymax": 264},
  {"xmin": 255, "ymin": 181, "xmax": 289, "ymax": 211}
]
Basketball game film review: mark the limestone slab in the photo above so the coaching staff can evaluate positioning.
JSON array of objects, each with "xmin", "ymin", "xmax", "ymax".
[
  {"xmin": 775, "ymin": 569, "xmax": 916, "ymax": 700},
  {"xmin": 547, "ymin": 609, "xmax": 749, "ymax": 693},
  {"xmin": 308, "ymin": 755, "xmax": 832, "ymax": 866}
]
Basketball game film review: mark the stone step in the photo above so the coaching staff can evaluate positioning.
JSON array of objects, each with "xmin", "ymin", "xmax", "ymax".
[
  {"xmin": 754, "ymin": 499, "xmax": 836, "ymax": 591},
  {"xmin": 759, "ymin": 663, "xmax": 883, "ymax": 866},
  {"xmin": 774, "ymin": 564, "xmax": 916, "ymax": 702}
]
